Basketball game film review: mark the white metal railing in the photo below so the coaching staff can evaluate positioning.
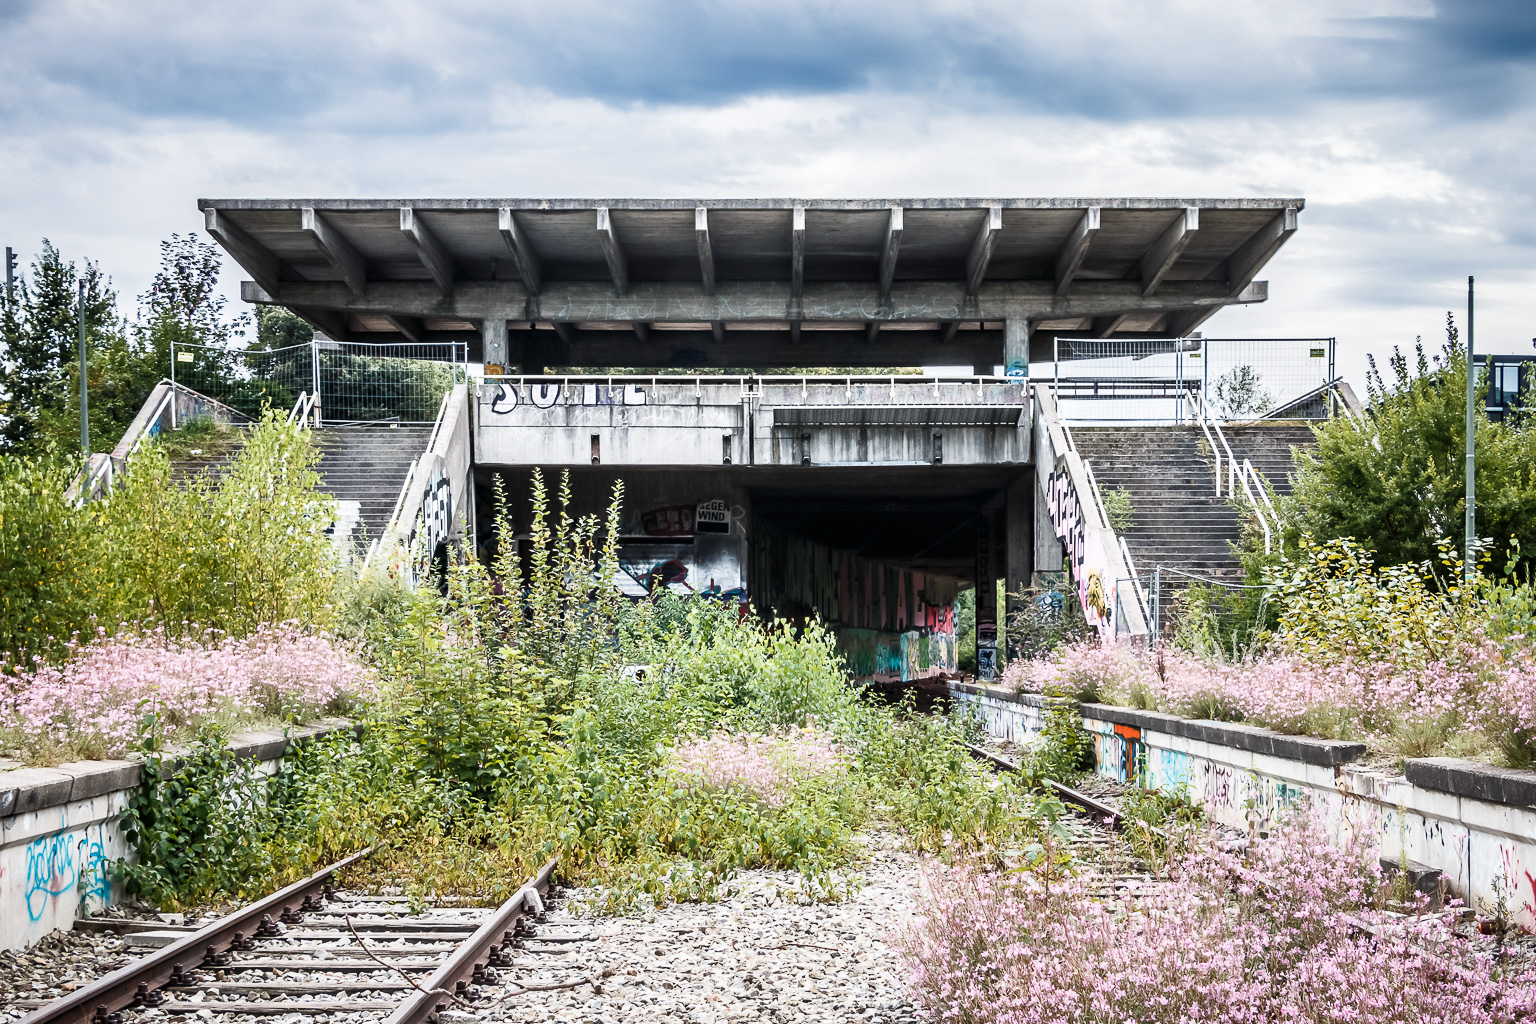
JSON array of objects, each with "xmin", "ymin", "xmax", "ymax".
[
  {"xmin": 479, "ymin": 372, "xmax": 1025, "ymax": 399},
  {"xmin": 1195, "ymin": 392, "xmax": 1275, "ymax": 554},
  {"xmin": 1080, "ymin": 458, "xmax": 1111, "ymax": 531},
  {"xmin": 287, "ymin": 391, "xmax": 319, "ymax": 428}
]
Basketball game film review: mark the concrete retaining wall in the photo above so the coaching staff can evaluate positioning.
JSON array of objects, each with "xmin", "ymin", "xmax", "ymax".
[
  {"xmin": 0, "ymin": 722, "xmax": 352, "ymax": 951},
  {"xmin": 949, "ymin": 682, "xmax": 1536, "ymax": 929}
]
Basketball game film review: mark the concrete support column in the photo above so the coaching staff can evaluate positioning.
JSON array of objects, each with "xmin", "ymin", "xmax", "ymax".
[
  {"xmin": 482, "ymin": 319, "xmax": 509, "ymax": 374},
  {"xmin": 975, "ymin": 502, "xmax": 1002, "ymax": 681},
  {"xmin": 1004, "ymin": 318, "xmax": 1030, "ymax": 378},
  {"xmin": 1035, "ymin": 464, "xmax": 1065, "ymax": 576},
  {"xmin": 1005, "ymin": 476, "xmax": 1033, "ymax": 617}
]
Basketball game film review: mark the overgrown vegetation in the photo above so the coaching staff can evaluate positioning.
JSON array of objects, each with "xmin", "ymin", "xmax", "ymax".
[
  {"xmin": 1099, "ymin": 484, "xmax": 1134, "ymax": 532},
  {"xmin": 0, "ymin": 411, "xmax": 344, "ymax": 667},
  {"xmin": 108, "ymin": 470, "xmax": 1061, "ymax": 911},
  {"xmin": 901, "ymin": 806, "xmax": 1536, "ymax": 1023}
]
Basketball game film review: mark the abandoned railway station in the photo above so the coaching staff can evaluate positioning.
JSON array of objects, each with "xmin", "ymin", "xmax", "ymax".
[{"xmin": 176, "ymin": 196, "xmax": 1312, "ymax": 682}]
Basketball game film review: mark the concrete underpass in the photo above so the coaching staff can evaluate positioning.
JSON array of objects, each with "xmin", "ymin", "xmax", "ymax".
[{"xmin": 187, "ymin": 194, "xmax": 1312, "ymax": 681}]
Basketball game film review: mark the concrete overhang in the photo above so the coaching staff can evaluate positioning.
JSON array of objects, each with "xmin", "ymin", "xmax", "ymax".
[{"xmin": 201, "ymin": 197, "xmax": 1302, "ymax": 368}]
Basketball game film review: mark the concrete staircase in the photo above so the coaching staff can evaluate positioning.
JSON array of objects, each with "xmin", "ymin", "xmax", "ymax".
[
  {"xmin": 1070, "ymin": 422, "xmax": 1317, "ymax": 584},
  {"xmin": 168, "ymin": 424, "xmax": 433, "ymax": 549},
  {"xmin": 312, "ymin": 425, "xmax": 434, "ymax": 547}
]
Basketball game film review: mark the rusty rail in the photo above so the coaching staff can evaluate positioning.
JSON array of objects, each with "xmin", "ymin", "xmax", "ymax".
[
  {"xmin": 963, "ymin": 742, "xmax": 1123, "ymax": 828},
  {"xmin": 15, "ymin": 847, "xmax": 375, "ymax": 1024},
  {"xmin": 384, "ymin": 857, "xmax": 560, "ymax": 1024}
]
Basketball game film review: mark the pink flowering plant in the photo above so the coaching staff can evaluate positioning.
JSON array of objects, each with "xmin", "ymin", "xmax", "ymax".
[
  {"xmin": 1004, "ymin": 538, "xmax": 1536, "ymax": 765},
  {"xmin": 899, "ymin": 806, "xmax": 1536, "ymax": 1024},
  {"xmin": 667, "ymin": 727, "xmax": 849, "ymax": 807},
  {"xmin": 0, "ymin": 623, "xmax": 374, "ymax": 764}
]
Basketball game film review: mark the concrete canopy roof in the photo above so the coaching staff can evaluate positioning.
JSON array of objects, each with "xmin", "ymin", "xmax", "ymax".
[{"xmin": 199, "ymin": 197, "xmax": 1303, "ymax": 369}]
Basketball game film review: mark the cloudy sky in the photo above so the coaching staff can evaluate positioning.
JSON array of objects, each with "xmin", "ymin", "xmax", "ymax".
[{"xmin": 2, "ymin": 0, "xmax": 1533, "ymax": 383}]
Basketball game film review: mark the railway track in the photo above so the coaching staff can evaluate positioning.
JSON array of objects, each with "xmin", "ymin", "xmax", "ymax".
[{"xmin": 11, "ymin": 851, "xmax": 569, "ymax": 1024}]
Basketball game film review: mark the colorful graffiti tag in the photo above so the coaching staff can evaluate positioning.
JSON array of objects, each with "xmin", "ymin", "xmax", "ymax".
[
  {"xmin": 1044, "ymin": 457, "xmax": 1111, "ymax": 634},
  {"xmin": 24, "ymin": 825, "xmax": 111, "ymax": 922}
]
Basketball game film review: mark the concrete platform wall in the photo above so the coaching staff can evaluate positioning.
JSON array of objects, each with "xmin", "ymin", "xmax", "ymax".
[
  {"xmin": 0, "ymin": 722, "xmax": 353, "ymax": 951},
  {"xmin": 949, "ymin": 682, "xmax": 1536, "ymax": 930}
]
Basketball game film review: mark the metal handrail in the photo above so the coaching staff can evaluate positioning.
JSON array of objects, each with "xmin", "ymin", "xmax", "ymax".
[
  {"xmin": 1197, "ymin": 391, "xmax": 1275, "ymax": 554},
  {"xmin": 365, "ymin": 456, "xmax": 420, "ymax": 573},
  {"xmin": 287, "ymin": 391, "xmax": 318, "ymax": 428},
  {"xmin": 1080, "ymin": 458, "xmax": 1111, "ymax": 531},
  {"xmin": 425, "ymin": 388, "xmax": 452, "ymax": 453},
  {"xmin": 1190, "ymin": 392, "xmax": 1223, "ymax": 496}
]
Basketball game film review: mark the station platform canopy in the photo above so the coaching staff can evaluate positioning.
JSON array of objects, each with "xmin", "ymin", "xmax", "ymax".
[{"xmin": 198, "ymin": 197, "xmax": 1303, "ymax": 372}]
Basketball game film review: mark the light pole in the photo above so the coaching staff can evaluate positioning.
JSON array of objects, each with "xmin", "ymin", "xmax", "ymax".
[
  {"xmin": 78, "ymin": 279, "xmax": 89, "ymax": 460},
  {"xmin": 1463, "ymin": 276, "xmax": 1475, "ymax": 583}
]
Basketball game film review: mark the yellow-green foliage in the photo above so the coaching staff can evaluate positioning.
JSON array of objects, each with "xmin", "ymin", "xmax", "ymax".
[
  {"xmin": 1264, "ymin": 538, "xmax": 1453, "ymax": 666},
  {"xmin": 0, "ymin": 411, "xmax": 342, "ymax": 664}
]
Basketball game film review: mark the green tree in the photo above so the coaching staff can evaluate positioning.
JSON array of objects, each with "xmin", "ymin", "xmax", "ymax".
[
  {"xmin": 0, "ymin": 241, "xmax": 118, "ymax": 454},
  {"xmin": 1277, "ymin": 317, "xmax": 1536, "ymax": 574}
]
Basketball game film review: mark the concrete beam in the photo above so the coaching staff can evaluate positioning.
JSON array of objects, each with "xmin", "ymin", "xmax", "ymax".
[
  {"xmin": 205, "ymin": 209, "xmax": 283, "ymax": 296},
  {"xmin": 695, "ymin": 207, "xmax": 716, "ymax": 295},
  {"xmin": 291, "ymin": 305, "xmax": 351, "ymax": 342},
  {"xmin": 549, "ymin": 321, "xmax": 576, "ymax": 346},
  {"xmin": 1218, "ymin": 208, "xmax": 1296, "ymax": 296},
  {"xmin": 1139, "ymin": 207, "xmax": 1198, "ymax": 297},
  {"xmin": 399, "ymin": 207, "xmax": 456, "ymax": 297},
  {"xmin": 865, "ymin": 321, "xmax": 880, "ymax": 344},
  {"xmin": 498, "ymin": 208, "xmax": 543, "ymax": 295},
  {"xmin": 877, "ymin": 206, "xmax": 904, "ymax": 302},
  {"xmin": 791, "ymin": 205, "xmax": 806, "ymax": 300},
  {"xmin": 1053, "ymin": 206, "xmax": 1100, "ymax": 296},
  {"xmin": 383, "ymin": 313, "xmax": 426, "ymax": 344},
  {"xmin": 301, "ymin": 207, "xmax": 367, "ymax": 296},
  {"xmin": 245, "ymin": 278, "xmax": 1243, "ymax": 326},
  {"xmin": 966, "ymin": 205, "xmax": 1003, "ymax": 297},
  {"xmin": 1089, "ymin": 314, "xmax": 1128, "ymax": 338},
  {"xmin": 504, "ymin": 327, "xmax": 1003, "ymax": 368},
  {"xmin": 597, "ymin": 207, "xmax": 629, "ymax": 295},
  {"xmin": 711, "ymin": 321, "xmax": 725, "ymax": 344}
]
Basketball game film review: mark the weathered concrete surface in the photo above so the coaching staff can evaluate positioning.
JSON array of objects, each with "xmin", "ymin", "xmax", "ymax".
[
  {"xmin": 0, "ymin": 722, "xmax": 355, "ymax": 951},
  {"xmin": 952, "ymin": 682, "xmax": 1536, "ymax": 931}
]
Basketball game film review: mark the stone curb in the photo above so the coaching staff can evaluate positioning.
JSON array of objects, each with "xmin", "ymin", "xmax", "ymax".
[{"xmin": 0, "ymin": 720, "xmax": 360, "ymax": 819}]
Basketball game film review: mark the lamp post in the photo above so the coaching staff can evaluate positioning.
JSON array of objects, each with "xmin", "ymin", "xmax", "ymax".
[
  {"xmin": 1463, "ymin": 276, "xmax": 1475, "ymax": 583},
  {"xmin": 78, "ymin": 279, "xmax": 89, "ymax": 461}
]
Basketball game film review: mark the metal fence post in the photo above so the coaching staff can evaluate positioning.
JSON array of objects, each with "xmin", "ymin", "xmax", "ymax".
[
  {"xmin": 1151, "ymin": 566, "xmax": 1161, "ymax": 644},
  {"xmin": 311, "ymin": 336, "xmax": 322, "ymax": 426}
]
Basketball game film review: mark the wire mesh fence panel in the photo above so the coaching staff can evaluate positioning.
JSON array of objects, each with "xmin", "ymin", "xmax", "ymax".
[
  {"xmin": 315, "ymin": 340, "xmax": 467, "ymax": 423},
  {"xmin": 1051, "ymin": 337, "xmax": 1201, "ymax": 422},
  {"xmin": 1201, "ymin": 338, "xmax": 1334, "ymax": 419},
  {"xmin": 1148, "ymin": 568, "xmax": 1273, "ymax": 658},
  {"xmin": 1051, "ymin": 337, "xmax": 1336, "ymax": 423},
  {"xmin": 170, "ymin": 342, "xmax": 312, "ymax": 419}
]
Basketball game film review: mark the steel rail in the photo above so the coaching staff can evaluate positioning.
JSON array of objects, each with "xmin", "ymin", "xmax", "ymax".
[
  {"xmin": 963, "ymin": 742, "xmax": 1122, "ymax": 829},
  {"xmin": 15, "ymin": 847, "xmax": 375, "ymax": 1024},
  {"xmin": 384, "ymin": 857, "xmax": 560, "ymax": 1024}
]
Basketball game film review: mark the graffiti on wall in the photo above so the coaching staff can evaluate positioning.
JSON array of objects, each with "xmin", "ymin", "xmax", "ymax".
[
  {"xmin": 484, "ymin": 381, "xmax": 647, "ymax": 415},
  {"xmin": 25, "ymin": 824, "xmax": 111, "ymax": 922},
  {"xmin": 1044, "ymin": 458, "xmax": 1111, "ymax": 635}
]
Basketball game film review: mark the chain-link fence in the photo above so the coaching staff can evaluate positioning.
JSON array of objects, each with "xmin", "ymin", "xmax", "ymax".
[
  {"xmin": 170, "ymin": 339, "xmax": 467, "ymax": 424},
  {"xmin": 170, "ymin": 341, "xmax": 311, "ymax": 420},
  {"xmin": 315, "ymin": 340, "xmax": 466, "ymax": 423},
  {"xmin": 1052, "ymin": 337, "xmax": 1336, "ymax": 423}
]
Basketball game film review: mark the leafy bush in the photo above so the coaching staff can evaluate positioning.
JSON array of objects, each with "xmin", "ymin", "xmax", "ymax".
[
  {"xmin": 1099, "ymin": 485, "xmax": 1135, "ymax": 532},
  {"xmin": 0, "ymin": 411, "xmax": 343, "ymax": 666}
]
